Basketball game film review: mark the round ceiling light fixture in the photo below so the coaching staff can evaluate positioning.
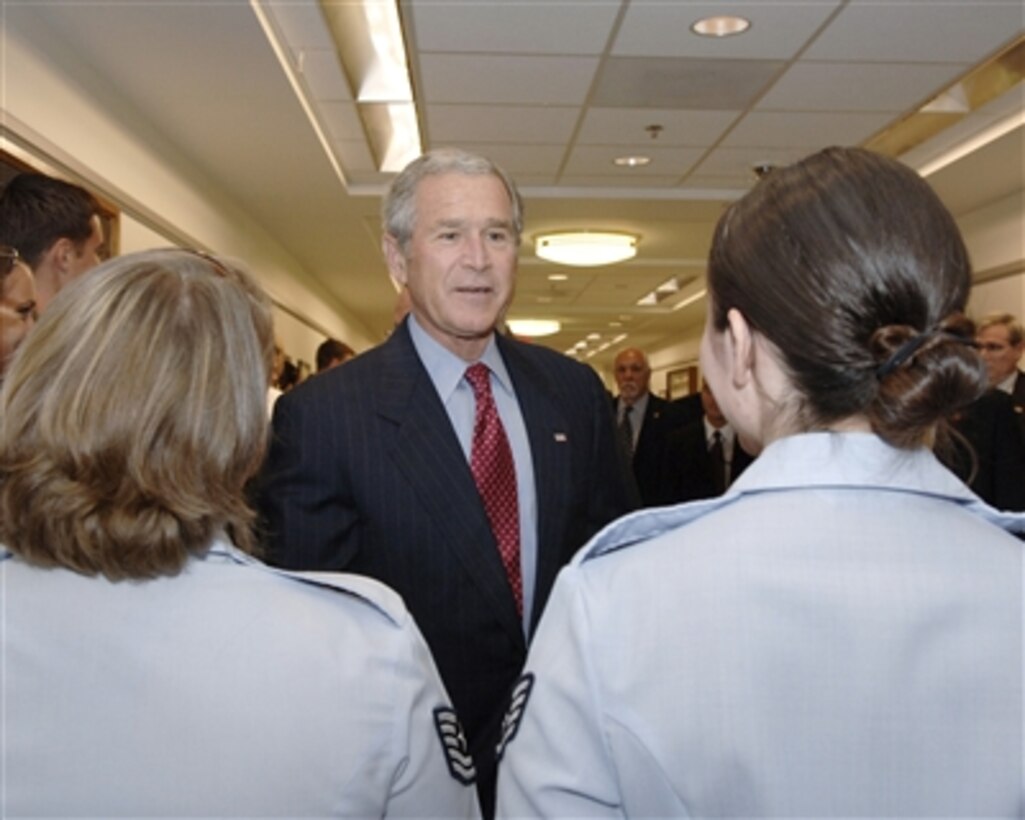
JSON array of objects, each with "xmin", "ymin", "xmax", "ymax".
[
  {"xmin": 534, "ymin": 231, "xmax": 638, "ymax": 267},
  {"xmin": 691, "ymin": 15, "xmax": 751, "ymax": 37},
  {"xmin": 507, "ymin": 319, "xmax": 561, "ymax": 338}
]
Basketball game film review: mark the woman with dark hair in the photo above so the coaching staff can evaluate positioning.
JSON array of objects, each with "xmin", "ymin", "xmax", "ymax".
[
  {"xmin": 0, "ymin": 249, "xmax": 479, "ymax": 817},
  {"xmin": 497, "ymin": 148, "xmax": 1023, "ymax": 818}
]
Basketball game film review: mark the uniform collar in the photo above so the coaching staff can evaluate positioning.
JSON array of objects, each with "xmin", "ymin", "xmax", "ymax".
[{"xmin": 579, "ymin": 431, "xmax": 1025, "ymax": 562}]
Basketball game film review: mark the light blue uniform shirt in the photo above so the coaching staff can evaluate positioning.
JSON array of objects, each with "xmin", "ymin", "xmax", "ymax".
[
  {"xmin": 408, "ymin": 315, "xmax": 538, "ymax": 634},
  {"xmin": 497, "ymin": 432, "xmax": 1025, "ymax": 818},
  {"xmin": 2, "ymin": 536, "xmax": 482, "ymax": 818}
]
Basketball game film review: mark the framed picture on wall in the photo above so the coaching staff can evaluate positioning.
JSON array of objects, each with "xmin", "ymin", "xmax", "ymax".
[{"xmin": 666, "ymin": 364, "xmax": 699, "ymax": 400}]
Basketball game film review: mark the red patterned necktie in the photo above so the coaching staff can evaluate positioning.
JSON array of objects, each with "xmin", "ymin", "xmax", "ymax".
[{"xmin": 465, "ymin": 362, "xmax": 523, "ymax": 615}]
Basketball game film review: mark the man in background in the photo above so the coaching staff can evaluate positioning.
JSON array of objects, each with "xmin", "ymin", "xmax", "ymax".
[
  {"xmin": 315, "ymin": 337, "xmax": 355, "ymax": 373},
  {"xmin": 257, "ymin": 148, "xmax": 632, "ymax": 816},
  {"xmin": 661, "ymin": 382, "xmax": 754, "ymax": 503},
  {"xmin": 611, "ymin": 347, "xmax": 683, "ymax": 506},
  {"xmin": 940, "ymin": 312, "xmax": 1025, "ymax": 511},
  {"xmin": 976, "ymin": 312, "xmax": 1024, "ymax": 437},
  {"xmin": 0, "ymin": 172, "xmax": 105, "ymax": 312}
]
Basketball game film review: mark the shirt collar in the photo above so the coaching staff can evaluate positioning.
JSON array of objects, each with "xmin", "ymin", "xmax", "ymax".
[
  {"xmin": 704, "ymin": 418, "xmax": 732, "ymax": 443},
  {"xmin": 407, "ymin": 313, "xmax": 510, "ymax": 400},
  {"xmin": 621, "ymin": 392, "xmax": 649, "ymax": 418},
  {"xmin": 996, "ymin": 371, "xmax": 1018, "ymax": 394}
]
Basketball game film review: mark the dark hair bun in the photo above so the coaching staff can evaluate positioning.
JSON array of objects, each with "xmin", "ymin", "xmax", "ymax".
[{"xmin": 869, "ymin": 314, "xmax": 988, "ymax": 448}]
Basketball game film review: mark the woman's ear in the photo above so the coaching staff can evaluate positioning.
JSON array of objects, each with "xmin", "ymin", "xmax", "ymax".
[{"xmin": 725, "ymin": 307, "xmax": 755, "ymax": 389}]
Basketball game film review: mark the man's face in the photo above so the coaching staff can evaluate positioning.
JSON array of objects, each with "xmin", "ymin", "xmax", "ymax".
[
  {"xmin": 614, "ymin": 350, "xmax": 650, "ymax": 404},
  {"xmin": 976, "ymin": 323, "xmax": 1023, "ymax": 385},
  {"xmin": 0, "ymin": 260, "xmax": 36, "ymax": 376},
  {"xmin": 385, "ymin": 172, "xmax": 517, "ymax": 361}
]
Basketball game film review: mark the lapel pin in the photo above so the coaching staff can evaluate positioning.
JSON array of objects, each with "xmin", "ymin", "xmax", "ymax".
[{"xmin": 554, "ymin": 432, "xmax": 568, "ymax": 442}]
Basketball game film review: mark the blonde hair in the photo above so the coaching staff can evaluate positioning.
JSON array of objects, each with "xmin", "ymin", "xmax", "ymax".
[
  {"xmin": 977, "ymin": 312, "xmax": 1023, "ymax": 346},
  {"xmin": 0, "ymin": 248, "xmax": 274, "ymax": 579}
]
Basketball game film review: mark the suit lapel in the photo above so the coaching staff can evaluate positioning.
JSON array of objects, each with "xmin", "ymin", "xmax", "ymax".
[
  {"xmin": 497, "ymin": 337, "xmax": 574, "ymax": 629},
  {"xmin": 375, "ymin": 326, "xmax": 526, "ymax": 646}
]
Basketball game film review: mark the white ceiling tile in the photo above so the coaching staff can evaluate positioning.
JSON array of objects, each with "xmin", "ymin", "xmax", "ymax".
[
  {"xmin": 577, "ymin": 108, "xmax": 740, "ymax": 145},
  {"xmin": 805, "ymin": 2, "xmax": 1025, "ymax": 63},
  {"xmin": 454, "ymin": 143, "xmax": 567, "ymax": 175},
  {"xmin": 758, "ymin": 62, "xmax": 969, "ymax": 112},
  {"xmin": 564, "ymin": 145, "xmax": 704, "ymax": 176},
  {"xmin": 409, "ymin": 0, "xmax": 621, "ymax": 55},
  {"xmin": 593, "ymin": 57, "xmax": 783, "ymax": 110},
  {"xmin": 418, "ymin": 54, "xmax": 600, "ymax": 104},
  {"xmin": 613, "ymin": 1, "xmax": 843, "ymax": 59},
  {"xmin": 722, "ymin": 111, "xmax": 896, "ymax": 148},
  {"xmin": 692, "ymin": 146, "xmax": 811, "ymax": 180},
  {"xmin": 425, "ymin": 105, "xmax": 581, "ymax": 144}
]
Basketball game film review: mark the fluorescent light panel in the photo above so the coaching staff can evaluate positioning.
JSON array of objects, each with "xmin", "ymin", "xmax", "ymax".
[{"xmin": 320, "ymin": 0, "xmax": 422, "ymax": 173}]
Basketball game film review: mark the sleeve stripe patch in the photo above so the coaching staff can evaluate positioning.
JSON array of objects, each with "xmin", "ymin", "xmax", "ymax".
[
  {"xmin": 433, "ymin": 706, "xmax": 477, "ymax": 786},
  {"xmin": 495, "ymin": 672, "xmax": 534, "ymax": 762}
]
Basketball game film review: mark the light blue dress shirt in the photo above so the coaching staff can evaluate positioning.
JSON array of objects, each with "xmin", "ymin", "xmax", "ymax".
[
  {"xmin": 408, "ymin": 315, "xmax": 538, "ymax": 634},
  {"xmin": 497, "ymin": 432, "xmax": 1025, "ymax": 818}
]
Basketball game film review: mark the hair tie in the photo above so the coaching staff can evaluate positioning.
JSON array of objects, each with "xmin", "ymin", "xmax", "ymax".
[{"xmin": 875, "ymin": 328, "xmax": 972, "ymax": 379}]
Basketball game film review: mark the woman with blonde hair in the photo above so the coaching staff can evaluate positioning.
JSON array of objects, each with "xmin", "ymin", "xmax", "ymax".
[
  {"xmin": 497, "ymin": 148, "xmax": 1024, "ymax": 818},
  {"xmin": 0, "ymin": 248, "xmax": 479, "ymax": 817}
]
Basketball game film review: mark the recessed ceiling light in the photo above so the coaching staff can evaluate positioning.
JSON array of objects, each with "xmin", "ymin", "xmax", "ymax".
[
  {"xmin": 547, "ymin": 273, "xmax": 569, "ymax": 282},
  {"xmin": 613, "ymin": 155, "xmax": 652, "ymax": 167},
  {"xmin": 691, "ymin": 15, "xmax": 751, "ymax": 37},
  {"xmin": 586, "ymin": 332, "xmax": 601, "ymax": 340}
]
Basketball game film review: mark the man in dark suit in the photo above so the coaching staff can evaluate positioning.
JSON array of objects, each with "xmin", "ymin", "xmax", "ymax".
[
  {"xmin": 257, "ymin": 148, "xmax": 633, "ymax": 816},
  {"xmin": 661, "ymin": 382, "xmax": 754, "ymax": 503},
  {"xmin": 943, "ymin": 388, "xmax": 1025, "ymax": 512},
  {"xmin": 611, "ymin": 347, "xmax": 685, "ymax": 506},
  {"xmin": 976, "ymin": 312, "xmax": 1025, "ymax": 439}
]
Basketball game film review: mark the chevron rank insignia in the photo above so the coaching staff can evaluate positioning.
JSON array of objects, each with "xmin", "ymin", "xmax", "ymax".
[
  {"xmin": 433, "ymin": 706, "xmax": 476, "ymax": 785},
  {"xmin": 495, "ymin": 673, "xmax": 534, "ymax": 761}
]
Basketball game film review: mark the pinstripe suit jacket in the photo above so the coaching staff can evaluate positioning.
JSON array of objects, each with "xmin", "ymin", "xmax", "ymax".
[{"xmin": 257, "ymin": 320, "xmax": 633, "ymax": 786}]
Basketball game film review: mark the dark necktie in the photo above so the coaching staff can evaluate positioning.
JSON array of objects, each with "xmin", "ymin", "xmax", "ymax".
[
  {"xmin": 465, "ymin": 363, "xmax": 522, "ymax": 615},
  {"xmin": 619, "ymin": 404, "xmax": 635, "ymax": 457},
  {"xmin": 709, "ymin": 430, "xmax": 726, "ymax": 495}
]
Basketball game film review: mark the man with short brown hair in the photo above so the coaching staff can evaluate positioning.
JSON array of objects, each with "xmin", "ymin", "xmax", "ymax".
[{"xmin": 0, "ymin": 172, "xmax": 105, "ymax": 312}]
